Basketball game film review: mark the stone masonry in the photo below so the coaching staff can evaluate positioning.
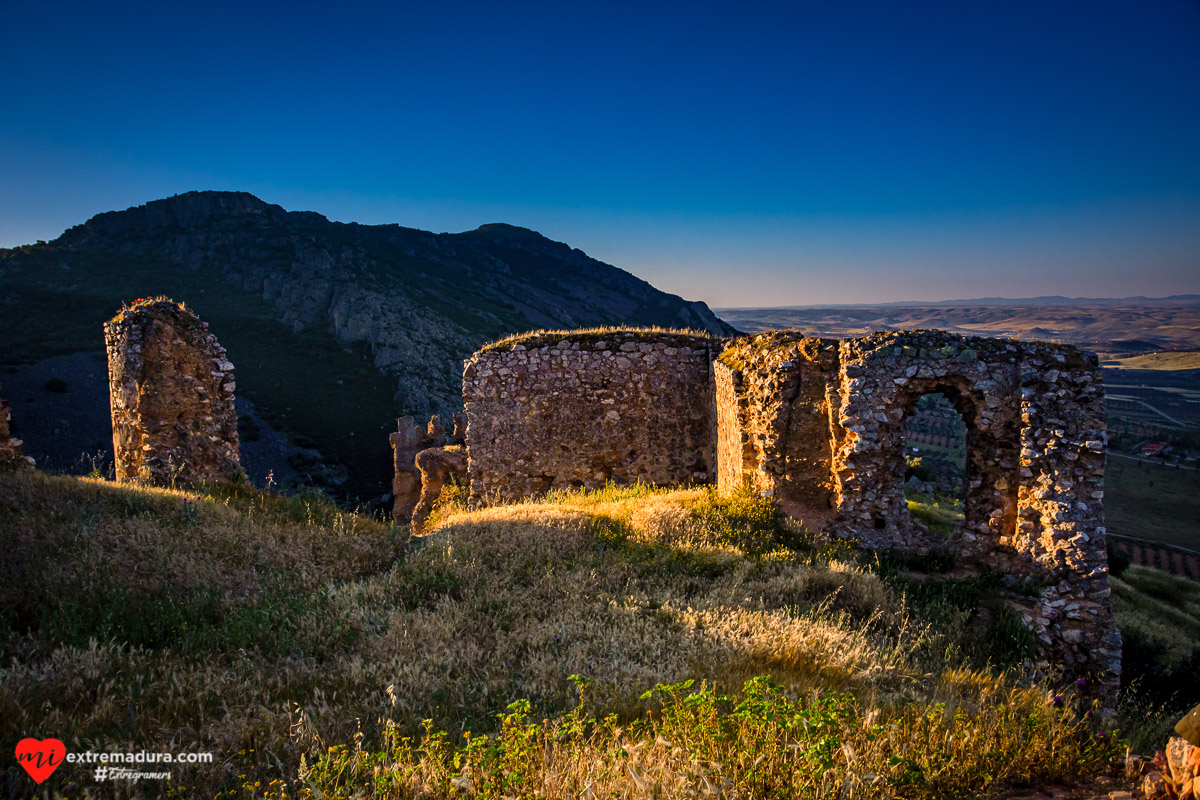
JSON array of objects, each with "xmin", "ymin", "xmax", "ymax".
[
  {"xmin": 0, "ymin": 387, "xmax": 35, "ymax": 469},
  {"xmin": 463, "ymin": 331, "xmax": 716, "ymax": 505},
  {"xmin": 104, "ymin": 298, "xmax": 241, "ymax": 485},
  {"xmin": 714, "ymin": 329, "xmax": 1118, "ymax": 700},
  {"xmin": 466, "ymin": 327, "xmax": 1118, "ymax": 703}
]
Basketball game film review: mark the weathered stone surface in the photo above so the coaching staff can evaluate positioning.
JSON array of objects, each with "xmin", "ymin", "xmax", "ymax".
[
  {"xmin": 411, "ymin": 445, "xmax": 468, "ymax": 532},
  {"xmin": 104, "ymin": 299, "xmax": 241, "ymax": 485},
  {"xmin": 0, "ymin": 386, "xmax": 35, "ymax": 469},
  {"xmin": 715, "ymin": 329, "xmax": 1118, "ymax": 704},
  {"xmin": 464, "ymin": 331, "xmax": 716, "ymax": 505}
]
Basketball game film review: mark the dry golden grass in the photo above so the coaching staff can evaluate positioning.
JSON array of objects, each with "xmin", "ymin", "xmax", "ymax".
[{"xmin": 0, "ymin": 474, "xmax": 1125, "ymax": 798}]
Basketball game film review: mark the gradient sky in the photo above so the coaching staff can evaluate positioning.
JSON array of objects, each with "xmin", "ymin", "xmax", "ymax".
[{"xmin": 2, "ymin": 0, "xmax": 1198, "ymax": 306}]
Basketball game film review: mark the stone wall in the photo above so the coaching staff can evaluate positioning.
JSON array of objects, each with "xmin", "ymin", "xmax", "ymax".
[
  {"xmin": 390, "ymin": 413, "xmax": 464, "ymax": 522},
  {"xmin": 715, "ymin": 329, "xmax": 1118, "ymax": 701},
  {"xmin": 0, "ymin": 387, "xmax": 34, "ymax": 469},
  {"xmin": 412, "ymin": 445, "xmax": 467, "ymax": 532},
  {"xmin": 104, "ymin": 299, "xmax": 241, "ymax": 485},
  {"xmin": 463, "ymin": 331, "xmax": 716, "ymax": 505}
]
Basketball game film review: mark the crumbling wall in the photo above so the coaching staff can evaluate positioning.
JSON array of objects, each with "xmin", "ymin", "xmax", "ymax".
[
  {"xmin": 463, "ymin": 331, "xmax": 715, "ymax": 505},
  {"xmin": 390, "ymin": 413, "xmax": 464, "ymax": 522},
  {"xmin": 104, "ymin": 299, "xmax": 241, "ymax": 485},
  {"xmin": 715, "ymin": 329, "xmax": 1118, "ymax": 702},
  {"xmin": 0, "ymin": 387, "xmax": 34, "ymax": 469},
  {"xmin": 714, "ymin": 332, "xmax": 842, "ymax": 522},
  {"xmin": 412, "ymin": 445, "xmax": 467, "ymax": 532}
]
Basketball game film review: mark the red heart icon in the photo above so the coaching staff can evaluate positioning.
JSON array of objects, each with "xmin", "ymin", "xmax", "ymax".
[{"xmin": 15, "ymin": 738, "xmax": 66, "ymax": 784}]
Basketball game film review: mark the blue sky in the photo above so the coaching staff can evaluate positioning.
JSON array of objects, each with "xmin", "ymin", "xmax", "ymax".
[{"xmin": 2, "ymin": 0, "xmax": 1198, "ymax": 305}]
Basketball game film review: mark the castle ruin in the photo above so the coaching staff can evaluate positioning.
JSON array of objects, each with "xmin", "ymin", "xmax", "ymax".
[
  {"xmin": 462, "ymin": 328, "xmax": 1120, "ymax": 700},
  {"xmin": 104, "ymin": 299, "xmax": 241, "ymax": 486}
]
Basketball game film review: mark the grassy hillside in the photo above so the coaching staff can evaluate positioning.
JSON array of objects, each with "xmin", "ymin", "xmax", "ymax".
[{"xmin": 4, "ymin": 470, "xmax": 1181, "ymax": 798}]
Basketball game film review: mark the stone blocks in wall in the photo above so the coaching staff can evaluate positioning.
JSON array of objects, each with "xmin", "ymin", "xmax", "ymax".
[
  {"xmin": 104, "ymin": 298, "xmax": 241, "ymax": 486},
  {"xmin": 463, "ymin": 331, "xmax": 716, "ymax": 505}
]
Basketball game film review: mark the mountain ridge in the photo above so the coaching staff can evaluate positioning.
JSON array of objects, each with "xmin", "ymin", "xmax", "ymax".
[{"xmin": 0, "ymin": 190, "xmax": 735, "ymax": 499}]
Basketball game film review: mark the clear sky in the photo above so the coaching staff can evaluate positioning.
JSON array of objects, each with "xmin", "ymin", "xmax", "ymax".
[{"xmin": 2, "ymin": 0, "xmax": 1198, "ymax": 306}]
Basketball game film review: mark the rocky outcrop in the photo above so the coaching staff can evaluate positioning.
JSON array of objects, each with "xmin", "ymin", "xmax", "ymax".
[{"xmin": 104, "ymin": 299, "xmax": 241, "ymax": 485}]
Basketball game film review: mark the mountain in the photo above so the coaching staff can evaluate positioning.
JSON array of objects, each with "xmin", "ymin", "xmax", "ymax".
[{"xmin": 0, "ymin": 191, "xmax": 735, "ymax": 500}]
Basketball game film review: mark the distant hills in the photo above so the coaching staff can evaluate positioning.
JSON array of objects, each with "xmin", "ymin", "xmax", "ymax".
[
  {"xmin": 716, "ymin": 301, "xmax": 1200, "ymax": 352},
  {"xmin": 0, "ymin": 191, "xmax": 734, "ymax": 500},
  {"xmin": 719, "ymin": 294, "xmax": 1200, "ymax": 310}
]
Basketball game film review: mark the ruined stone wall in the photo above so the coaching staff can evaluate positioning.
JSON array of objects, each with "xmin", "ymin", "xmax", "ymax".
[
  {"xmin": 714, "ymin": 332, "xmax": 843, "ymax": 523},
  {"xmin": 464, "ymin": 331, "xmax": 715, "ymax": 505},
  {"xmin": 715, "ymin": 329, "xmax": 1118, "ymax": 701},
  {"xmin": 0, "ymin": 387, "xmax": 34, "ymax": 468},
  {"xmin": 390, "ymin": 413, "xmax": 464, "ymax": 522},
  {"xmin": 104, "ymin": 299, "xmax": 241, "ymax": 485}
]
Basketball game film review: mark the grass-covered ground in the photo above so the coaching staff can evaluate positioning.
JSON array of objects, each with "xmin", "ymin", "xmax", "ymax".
[{"xmin": 2, "ymin": 471, "xmax": 1189, "ymax": 798}]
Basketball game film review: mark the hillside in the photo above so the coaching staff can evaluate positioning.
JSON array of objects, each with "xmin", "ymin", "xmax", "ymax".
[
  {"xmin": 5, "ymin": 469, "xmax": 1193, "ymax": 798},
  {"xmin": 0, "ymin": 191, "xmax": 735, "ymax": 500}
]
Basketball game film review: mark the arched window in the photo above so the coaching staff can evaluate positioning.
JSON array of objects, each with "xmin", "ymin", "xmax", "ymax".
[{"xmin": 902, "ymin": 392, "xmax": 967, "ymax": 537}]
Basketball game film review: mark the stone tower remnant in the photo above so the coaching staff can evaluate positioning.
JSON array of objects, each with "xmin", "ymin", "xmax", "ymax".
[{"xmin": 104, "ymin": 298, "xmax": 241, "ymax": 485}]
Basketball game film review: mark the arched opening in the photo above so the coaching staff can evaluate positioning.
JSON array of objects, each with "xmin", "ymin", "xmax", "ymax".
[{"xmin": 902, "ymin": 392, "xmax": 967, "ymax": 537}]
